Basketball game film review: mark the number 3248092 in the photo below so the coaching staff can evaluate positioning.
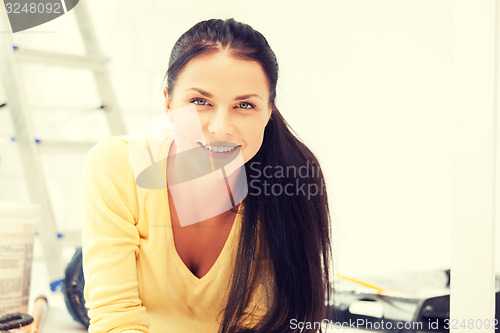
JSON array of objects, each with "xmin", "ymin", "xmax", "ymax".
[
  {"xmin": 444, "ymin": 318, "xmax": 498, "ymax": 330},
  {"xmin": 5, "ymin": 2, "xmax": 62, "ymax": 14}
]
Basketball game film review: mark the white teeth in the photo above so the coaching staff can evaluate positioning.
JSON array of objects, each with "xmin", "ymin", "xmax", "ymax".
[{"xmin": 201, "ymin": 143, "xmax": 237, "ymax": 153}]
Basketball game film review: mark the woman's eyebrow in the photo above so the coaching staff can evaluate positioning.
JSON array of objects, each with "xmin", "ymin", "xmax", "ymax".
[{"xmin": 185, "ymin": 87, "xmax": 263, "ymax": 101}]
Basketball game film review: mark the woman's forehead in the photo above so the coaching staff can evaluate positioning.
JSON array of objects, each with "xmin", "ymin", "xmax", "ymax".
[{"xmin": 174, "ymin": 52, "xmax": 270, "ymax": 97}]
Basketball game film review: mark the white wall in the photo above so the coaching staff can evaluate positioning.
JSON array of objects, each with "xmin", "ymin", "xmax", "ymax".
[{"xmin": 0, "ymin": 0, "xmax": 457, "ymax": 279}]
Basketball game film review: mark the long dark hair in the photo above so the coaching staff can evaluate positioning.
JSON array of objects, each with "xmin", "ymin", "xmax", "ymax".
[{"xmin": 163, "ymin": 18, "xmax": 332, "ymax": 333}]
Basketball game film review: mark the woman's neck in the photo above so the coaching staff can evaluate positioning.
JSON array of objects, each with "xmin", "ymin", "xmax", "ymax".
[{"xmin": 166, "ymin": 141, "xmax": 242, "ymax": 227}]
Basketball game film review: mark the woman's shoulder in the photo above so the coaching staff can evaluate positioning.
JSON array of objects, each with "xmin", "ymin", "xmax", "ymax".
[
  {"xmin": 88, "ymin": 135, "xmax": 129, "ymax": 154},
  {"xmin": 84, "ymin": 136, "xmax": 130, "ymax": 169},
  {"xmin": 81, "ymin": 136, "xmax": 137, "ymax": 208}
]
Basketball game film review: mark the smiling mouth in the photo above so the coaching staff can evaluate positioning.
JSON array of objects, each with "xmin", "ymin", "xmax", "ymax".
[{"xmin": 198, "ymin": 142, "xmax": 240, "ymax": 153}]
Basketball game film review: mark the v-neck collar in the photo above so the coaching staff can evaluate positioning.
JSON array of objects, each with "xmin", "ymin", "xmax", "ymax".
[{"xmin": 165, "ymin": 203, "xmax": 241, "ymax": 284}]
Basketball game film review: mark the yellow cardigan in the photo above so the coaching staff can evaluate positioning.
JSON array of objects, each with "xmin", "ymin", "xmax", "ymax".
[{"xmin": 81, "ymin": 134, "xmax": 271, "ymax": 333}]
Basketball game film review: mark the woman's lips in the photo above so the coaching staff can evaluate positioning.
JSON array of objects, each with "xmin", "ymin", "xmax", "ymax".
[
  {"xmin": 194, "ymin": 141, "xmax": 244, "ymax": 170},
  {"xmin": 198, "ymin": 141, "xmax": 241, "ymax": 154}
]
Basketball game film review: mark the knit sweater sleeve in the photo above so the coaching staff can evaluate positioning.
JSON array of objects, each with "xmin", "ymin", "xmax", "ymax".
[{"xmin": 81, "ymin": 136, "xmax": 150, "ymax": 333}]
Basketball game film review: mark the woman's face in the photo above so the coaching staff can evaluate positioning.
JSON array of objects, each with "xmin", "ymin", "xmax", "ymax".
[{"xmin": 163, "ymin": 51, "xmax": 272, "ymax": 163}]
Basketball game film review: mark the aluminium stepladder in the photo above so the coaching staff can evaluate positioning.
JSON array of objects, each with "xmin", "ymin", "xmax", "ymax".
[{"xmin": 0, "ymin": 1, "xmax": 127, "ymax": 290}]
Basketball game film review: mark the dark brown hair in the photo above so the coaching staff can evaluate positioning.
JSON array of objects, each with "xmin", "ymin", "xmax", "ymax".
[{"xmin": 163, "ymin": 18, "xmax": 333, "ymax": 333}]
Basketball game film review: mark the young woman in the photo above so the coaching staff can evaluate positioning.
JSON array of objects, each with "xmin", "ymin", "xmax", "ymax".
[{"xmin": 81, "ymin": 18, "xmax": 332, "ymax": 333}]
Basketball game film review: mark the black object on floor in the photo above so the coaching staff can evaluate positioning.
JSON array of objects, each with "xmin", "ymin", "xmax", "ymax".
[
  {"xmin": 62, "ymin": 247, "xmax": 90, "ymax": 328},
  {"xmin": 0, "ymin": 312, "xmax": 33, "ymax": 332}
]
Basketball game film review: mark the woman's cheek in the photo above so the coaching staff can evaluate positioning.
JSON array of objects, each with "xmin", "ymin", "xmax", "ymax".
[{"xmin": 244, "ymin": 131, "xmax": 265, "ymax": 162}]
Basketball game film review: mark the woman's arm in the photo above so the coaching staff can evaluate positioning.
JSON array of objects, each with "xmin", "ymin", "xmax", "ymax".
[{"xmin": 81, "ymin": 137, "xmax": 150, "ymax": 333}]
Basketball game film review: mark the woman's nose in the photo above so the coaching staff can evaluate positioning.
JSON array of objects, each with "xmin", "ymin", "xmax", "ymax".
[{"xmin": 206, "ymin": 111, "xmax": 233, "ymax": 138}]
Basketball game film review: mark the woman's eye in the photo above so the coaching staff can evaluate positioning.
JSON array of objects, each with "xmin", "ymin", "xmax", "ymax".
[
  {"xmin": 191, "ymin": 98, "xmax": 210, "ymax": 106},
  {"xmin": 238, "ymin": 102, "xmax": 255, "ymax": 109}
]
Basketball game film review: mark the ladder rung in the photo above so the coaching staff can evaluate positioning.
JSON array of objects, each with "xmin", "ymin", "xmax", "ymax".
[
  {"xmin": 38, "ymin": 140, "xmax": 97, "ymax": 152},
  {"xmin": 14, "ymin": 48, "xmax": 108, "ymax": 71}
]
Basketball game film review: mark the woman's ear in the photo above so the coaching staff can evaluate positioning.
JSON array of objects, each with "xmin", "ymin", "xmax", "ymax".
[
  {"xmin": 164, "ymin": 87, "xmax": 174, "ymax": 110},
  {"xmin": 163, "ymin": 87, "xmax": 170, "ymax": 109},
  {"xmin": 163, "ymin": 87, "xmax": 174, "ymax": 123},
  {"xmin": 266, "ymin": 103, "xmax": 273, "ymax": 123}
]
